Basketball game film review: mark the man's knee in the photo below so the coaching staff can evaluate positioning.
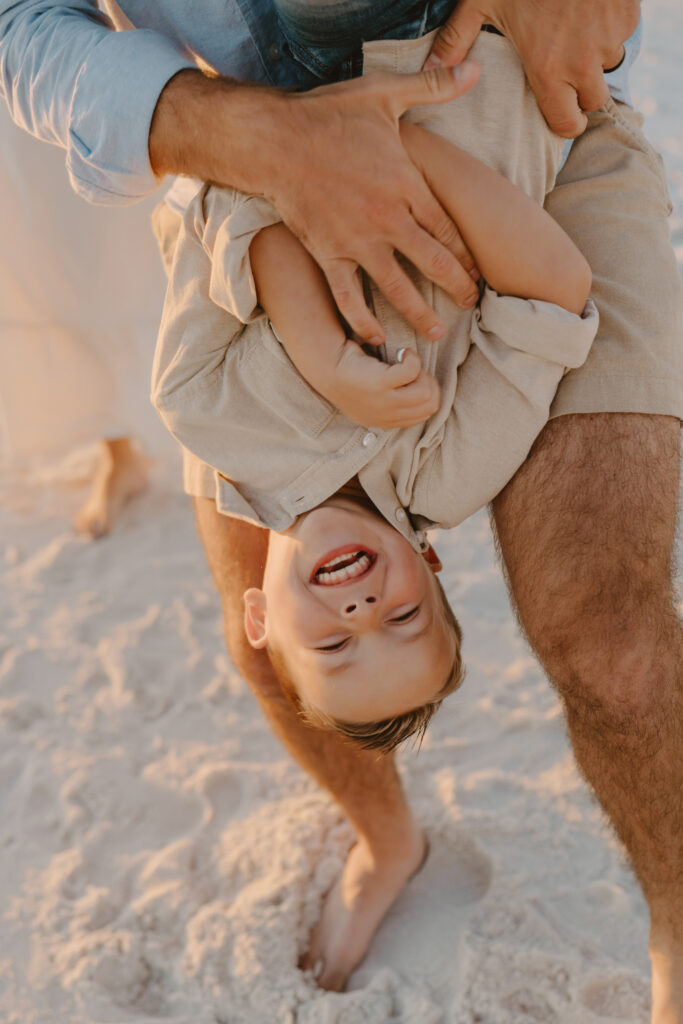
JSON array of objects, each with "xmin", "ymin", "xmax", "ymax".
[
  {"xmin": 491, "ymin": 412, "xmax": 681, "ymax": 723},
  {"xmin": 526, "ymin": 579, "xmax": 681, "ymax": 726}
]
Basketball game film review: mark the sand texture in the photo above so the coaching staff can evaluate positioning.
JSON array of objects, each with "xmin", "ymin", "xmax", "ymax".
[{"xmin": 1, "ymin": 2, "xmax": 682, "ymax": 1021}]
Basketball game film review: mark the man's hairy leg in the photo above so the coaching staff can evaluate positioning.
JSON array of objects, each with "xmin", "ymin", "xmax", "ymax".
[
  {"xmin": 491, "ymin": 413, "xmax": 682, "ymax": 1024},
  {"xmin": 193, "ymin": 497, "xmax": 426, "ymax": 990}
]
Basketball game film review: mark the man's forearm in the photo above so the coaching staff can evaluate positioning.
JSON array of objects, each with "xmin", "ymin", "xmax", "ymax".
[{"xmin": 149, "ymin": 69, "xmax": 290, "ymax": 197}]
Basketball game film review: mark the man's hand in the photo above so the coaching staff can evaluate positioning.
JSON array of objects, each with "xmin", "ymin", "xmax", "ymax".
[
  {"xmin": 273, "ymin": 64, "xmax": 481, "ymax": 343},
  {"xmin": 318, "ymin": 343, "xmax": 440, "ymax": 430},
  {"xmin": 150, "ymin": 61, "xmax": 481, "ymax": 344},
  {"xmin": 425, "ymin": 0, "xmax": 641, "ymax": 138}
]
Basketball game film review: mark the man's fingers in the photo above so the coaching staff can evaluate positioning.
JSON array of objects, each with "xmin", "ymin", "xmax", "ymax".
[
  {"xmin": 324, "ymin": 261, "xmax": 385, "ymax": 344},
  {"xmin": 531, "ymin": 76, "xmax": 588, "ymax": 138},
  {"xmin": 391, "ymin": 59, "xmax": 480, "ymax": 117},
  {"xmin": 368, "ymin": 254, "xmax": 446, "ymax": 340},
  {"xmin": 576, "ymin": 76, "xmax": 609, "ymax": 114},
  {"xmin": 412, "ymin": 189, "xmax": 478, "ymax": 277},
  {"xmin": 402, "ymin": 216, "xmax": 479, "ymax": 309},
  {"xmin": 423, "ymin": 2, "xmax": 485, "ymax": 69}
]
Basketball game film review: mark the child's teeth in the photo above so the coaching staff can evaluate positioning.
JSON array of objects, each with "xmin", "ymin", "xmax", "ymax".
[{"xmin": 316, "ymin": 552, "xmax": 371, "ymax": 584}]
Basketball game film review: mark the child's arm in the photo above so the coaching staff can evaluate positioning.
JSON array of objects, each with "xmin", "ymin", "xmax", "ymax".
[
  {"xmin": 250, "ymin": 223, "xmax": 440, "ymax": 429},
  {"xmin": 399, "ymin": 120, "xmax": 591, "ymax": 316},
  {"xmin": 249, "ymin": 121, "xmax": 592, "ymax": 431}
]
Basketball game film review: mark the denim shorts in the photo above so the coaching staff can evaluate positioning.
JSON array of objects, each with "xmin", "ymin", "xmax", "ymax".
[
  {"xmin": 274, "ymin": 0, "xmax": 458, "ymax": 83},
  {"xmin": 236, "ymin": 0, "xmax": 458, "ymax": 88}
]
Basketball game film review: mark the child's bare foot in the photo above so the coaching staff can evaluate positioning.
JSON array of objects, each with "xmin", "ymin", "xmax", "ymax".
[
  {"xmin": 300, "ymin": 826, "xmax": 428, "ymax": 991},
  {"xmin": 73, "ymin": 438, "xmax": 148, "ymax": 539}
]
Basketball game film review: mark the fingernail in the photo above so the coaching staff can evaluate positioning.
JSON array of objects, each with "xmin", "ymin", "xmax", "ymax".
[
  {"xmin": 369, "ymin": 335, "xmax": 383, "ymax": 346},
  {"xmin": 427, "ymin": 324, "xmax": 444, "ymax": 341},
  {"xmin": 313, "ymin": 959, "xmax": 325, "ymax": 979},
  {"xmin": 423, "ymin": 54, "xmax": 442, "ymax": 70},
  {"xmin": 469, "ymin": 268, "xmax": 480, "ymax": 282},
  {"xmin": 397, "ymin": 347, "xmax": 406, "ymax": 363},
  {"xmin": 464, "ymin": 292, "xmax": 478, "ymax": 308}
]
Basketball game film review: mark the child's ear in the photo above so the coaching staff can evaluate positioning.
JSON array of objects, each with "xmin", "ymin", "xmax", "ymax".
[
  {"xmin": 422, "ymin": 543, "xmax": 443, "ymax": 573},
  {"xmin": 243, "ymin": 588, "xmax": 268, "ymax": 649}
]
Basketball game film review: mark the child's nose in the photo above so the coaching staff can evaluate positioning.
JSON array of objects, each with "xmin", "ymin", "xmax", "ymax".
[{"xmin": 342, "ymin": 595, "xmax": 377, "ymax": 617}]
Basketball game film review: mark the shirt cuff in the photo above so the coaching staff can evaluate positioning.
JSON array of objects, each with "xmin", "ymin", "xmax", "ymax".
[
  {"xmin": 475, "ymin": 288, "xmax": 599, "ymax": 369},
  {"xmin": 67, "ymin": 29, "xmax": 195, "ymax": 204},
  {"xmin": 208, "ymin": 192, "xmax": 283, "ymax": 323}
]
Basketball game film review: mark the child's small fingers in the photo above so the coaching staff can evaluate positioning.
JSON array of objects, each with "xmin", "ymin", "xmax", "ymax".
[
  {"xmin": 385, "ymin": 347, "xmax": 422, "ymax": 386},
  {"xmin": 385, "ymin": 371, "xmax": 440, "ymax": 419},
  {"xmin": 382, "ymin": 391, "xmax": 440, "ymax": 427}
]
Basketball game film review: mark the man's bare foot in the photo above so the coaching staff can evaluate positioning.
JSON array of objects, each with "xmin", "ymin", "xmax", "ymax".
[
  {"xmin": 300, "ymin": 826, "xmax": 428, "ymax": 991},
  {"xmin": 73, "ymin": 438, "xmax": 148, "ymax": 539},
  {"xmin": 650, "ymin": 946, "xmax": 683, "ymax": 1024}
]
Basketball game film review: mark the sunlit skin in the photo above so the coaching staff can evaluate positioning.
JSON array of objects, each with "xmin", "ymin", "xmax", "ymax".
[{"xmin": 243, "ymin": 495, "xmax": 455, "ymax": 723}]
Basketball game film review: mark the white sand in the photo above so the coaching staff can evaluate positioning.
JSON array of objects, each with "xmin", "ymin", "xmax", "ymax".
[{"xmin": 1, "ymin": 4, "xmax": 681, "ymax": 1022}]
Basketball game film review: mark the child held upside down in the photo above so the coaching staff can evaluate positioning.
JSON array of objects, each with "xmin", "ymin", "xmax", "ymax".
[{"xmin": 152, "ymin": 29, "xmax": 598, "ymax": 751}]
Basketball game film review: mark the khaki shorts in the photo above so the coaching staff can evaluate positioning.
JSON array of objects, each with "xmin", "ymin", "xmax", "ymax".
[{"xmin": 152, "ymin": 96, "xmax": 683, "ymax": 501}]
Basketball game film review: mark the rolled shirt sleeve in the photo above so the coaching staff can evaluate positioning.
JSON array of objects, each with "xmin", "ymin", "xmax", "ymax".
[
  {"xmin": 409, "ymin": 289, "xmax": 600, "ymax": 528},
  {"xmin": 206, "ymin": 187, "xmax": 283, "ymax": 323},
  {"xmin": 0, "ymin": 1, "xmax": 195, "ymax": 203},
  {"xmin": 471, "ymin": 287, "xmax": 600, "ymax": 400}
]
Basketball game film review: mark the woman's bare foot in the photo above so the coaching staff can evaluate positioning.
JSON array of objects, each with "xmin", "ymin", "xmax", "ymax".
[
  {"xmin": 300, "ymin": 826, "xmax": 428, "ymax": 991},
  {"xmin": 73, "ymin": 438, "xmax": 148, "ymax": 539}
]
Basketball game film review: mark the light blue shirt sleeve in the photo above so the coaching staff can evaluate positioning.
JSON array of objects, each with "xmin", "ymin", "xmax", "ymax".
[{"xmin": 0, "ymin": 1, "xmax": 195, "ymax": 204}]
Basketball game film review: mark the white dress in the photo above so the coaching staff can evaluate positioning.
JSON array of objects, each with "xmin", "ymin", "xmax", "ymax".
[{"xmin": 0, "ymin": 105, "xmax": 169, "ymax": 464}]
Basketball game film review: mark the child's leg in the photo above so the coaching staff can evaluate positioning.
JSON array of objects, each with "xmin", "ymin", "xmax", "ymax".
[{"xmin": 400, "ymin": 121, "xmax": 591, "ymax": 315}]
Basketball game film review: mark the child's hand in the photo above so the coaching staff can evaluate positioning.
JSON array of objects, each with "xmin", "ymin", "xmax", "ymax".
[{"xmin": 319, "ymin": 341, "xmax": 440, "ymax": 429}]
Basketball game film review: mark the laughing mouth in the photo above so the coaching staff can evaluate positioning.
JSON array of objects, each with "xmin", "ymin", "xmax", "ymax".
[{"xmin": 311, "ymin": 549, "xmax": 377, "ymax": 586}]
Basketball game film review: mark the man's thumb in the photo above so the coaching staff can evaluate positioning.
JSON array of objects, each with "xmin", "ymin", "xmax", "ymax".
[
  {"xmin": 424, "ymin": 3, "xmax": 484, "ymax": 69},
  {"xmin": 399, "ymin": 59, "xmax": 480, "ymax": 112}
]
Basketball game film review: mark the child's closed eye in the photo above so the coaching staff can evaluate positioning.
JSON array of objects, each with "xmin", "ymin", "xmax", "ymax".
[
  {"xmin": 387, "ymin": 604, "xmax": 421, "ymax": 624},
  {"xmin": 316, "ymin": 637, "xmax": 351, "ymax": 653}
]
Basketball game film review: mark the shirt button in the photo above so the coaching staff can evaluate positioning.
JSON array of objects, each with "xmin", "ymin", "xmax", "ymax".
[
  {"xmin": 269, "ymin": 42, "xmax": 281, "ymax": 61},
  {"xmin": 362, "ymin": 432, "xmax": 376, "ymax": 448},
  {"xmin": 395, "ymin": 508, "xmax": 407, "ymax": 522}
]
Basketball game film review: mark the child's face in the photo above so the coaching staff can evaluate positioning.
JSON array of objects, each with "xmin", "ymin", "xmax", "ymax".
[{"xmin": 243, "ymin": 496, "xmax": 456, "ymax": 723}]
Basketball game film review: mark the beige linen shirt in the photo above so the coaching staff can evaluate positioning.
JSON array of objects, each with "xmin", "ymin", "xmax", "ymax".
[{"xmin": 152, "ymin": 30, "xmax": 599, "ymax": 552}]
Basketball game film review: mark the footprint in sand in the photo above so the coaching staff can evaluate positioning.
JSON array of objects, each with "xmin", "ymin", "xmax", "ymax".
[
  {"xmin": 350, "ymin": 825, "xmax": 492, "ymax": 999},
  {"xmin": 499, "ymin": 987, "xmax": 559, "ymax": 1022},
  {"xmin": 579, "ymin": 973, "xmax": 650, "ymax": 1020}
]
